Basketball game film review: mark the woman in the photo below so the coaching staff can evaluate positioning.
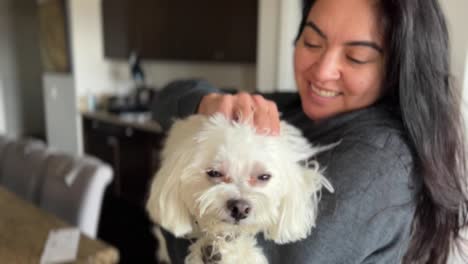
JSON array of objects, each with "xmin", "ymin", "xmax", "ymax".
[{"xmin": 152, "ymin": 0, "xmax": 468, "ymax": 263}]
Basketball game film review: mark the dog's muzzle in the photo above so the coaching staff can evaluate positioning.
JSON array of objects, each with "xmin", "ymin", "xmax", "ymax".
[{"xmin": 226, "ymin": 199, "xmax": 251, "ymax": 221}]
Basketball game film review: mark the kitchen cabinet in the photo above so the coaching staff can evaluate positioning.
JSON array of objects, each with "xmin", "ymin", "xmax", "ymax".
[
  {"xmin": 82, "ymin": 113, "xmax": 164, "ymax": 263},
  {"xmin": 102, "ymin": 0, "xmax": 258, "ymax": 63},
  {"xmin": 82, "ymin": 115, "xmax": 163, "ymax": 206}
]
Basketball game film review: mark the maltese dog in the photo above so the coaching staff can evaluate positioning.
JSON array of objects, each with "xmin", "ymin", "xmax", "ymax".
[{"xmin": 146, "ymin": 114, "xmax": 333, "ymax": 264}]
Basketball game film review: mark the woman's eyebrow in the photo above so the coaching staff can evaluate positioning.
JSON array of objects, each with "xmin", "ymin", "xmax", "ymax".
[
  {"xmin": 345, "ymin": 41, "xmax": 383, "ymax": 54},
  {"xmin": 305, "ymin": 20, "xmax": 383, "ymax": 54},
  {"xmin": 305, "ymin": 21, "xmax": 327, "ymax": 39}
]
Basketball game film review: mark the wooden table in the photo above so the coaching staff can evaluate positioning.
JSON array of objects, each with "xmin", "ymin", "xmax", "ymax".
[{"xmin": 0, "ymin": 186, "xmax": 119, "ymax": 263}]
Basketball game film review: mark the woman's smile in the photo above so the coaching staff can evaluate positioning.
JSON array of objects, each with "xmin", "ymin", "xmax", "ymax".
[{"xmin": 309, "ymin": 83, "xmax": 342, "ymax": 98}]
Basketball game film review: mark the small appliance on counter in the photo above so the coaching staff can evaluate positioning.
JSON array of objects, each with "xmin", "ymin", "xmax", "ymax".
[
  {"xmin": 107, "ymin": 51, "xmax": 156, "ymax": 114},
  {"xmin": 107, "ymin": 87, "xmax": 156, "ymax": 114}
]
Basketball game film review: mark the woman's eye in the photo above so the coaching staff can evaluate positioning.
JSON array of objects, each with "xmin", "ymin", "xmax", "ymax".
[
  {"xmin": 303, "ymin": 40, "xmax": 321, "ymax": 48},
  {"xmin": 257, "ymin": 174, "xmax": 272, "ymax": 181},
  {"xmin": 206, "ymin": 169, "xmax": 223, "ymax": 178},
  {"xmin": 346, "ymin": 55, "xmax": 367, "ymax": 65}
]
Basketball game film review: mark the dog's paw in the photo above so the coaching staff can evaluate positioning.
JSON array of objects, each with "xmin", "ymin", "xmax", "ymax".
[{"xmin": 201, "ymin": 245, "xmax": 222, "ymax": 264}]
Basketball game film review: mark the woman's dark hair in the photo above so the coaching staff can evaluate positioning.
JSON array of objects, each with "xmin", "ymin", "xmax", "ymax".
[{"xmin": 297, "ymin": 0, "xmax": 468, "ymax": 263}]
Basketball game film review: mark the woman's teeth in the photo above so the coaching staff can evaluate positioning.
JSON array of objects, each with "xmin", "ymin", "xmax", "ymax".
[{"xmin": 311, "ymin": 85, "xmax": 340, "ymax": 97}]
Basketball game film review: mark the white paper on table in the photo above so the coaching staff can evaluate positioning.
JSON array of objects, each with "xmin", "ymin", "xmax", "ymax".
[{"xmin": 40, "ymin": 227, "xmax": 80, "ymax": 264}]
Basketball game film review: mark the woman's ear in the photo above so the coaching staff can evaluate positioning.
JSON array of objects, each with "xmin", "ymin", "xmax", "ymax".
[{"xmin": 146, "ymin": 115, "xmax": 206, "ymax": 237}]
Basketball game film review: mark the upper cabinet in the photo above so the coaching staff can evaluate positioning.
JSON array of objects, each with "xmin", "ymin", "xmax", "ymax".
[{"xmin": 102, "ymin": 0, "xmax": 258, "ymax": 63}]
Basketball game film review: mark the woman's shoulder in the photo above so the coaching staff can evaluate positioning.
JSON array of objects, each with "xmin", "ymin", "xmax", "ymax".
[
  {"xmin": 315, "ymin": 103, "xmax": 413, "ymax": 160},
  {"xmin": 344, "ymin": 106, "xmax": 413, "ymax": 164},
  {"xmin": 313, "ymin": 105, "xmax": 421, "ymax": 200},
  {"xmin": 341, "ymin": 118, "xmax": 413, "ymax": 167}
]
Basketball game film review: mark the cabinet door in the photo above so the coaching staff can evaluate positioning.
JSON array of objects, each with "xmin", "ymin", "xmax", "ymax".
[
  {"xmin": 220, "ymin": 0, "xmax": 258, "ymax": 62},
  {"xmin": 83, "ymin": 117, "xmax": 163, "ymax": 206},
  {"xmin": 116, "ymin": 128, "xmax": 153, "ymax": 206},
  {"xmin": 102, "ymin": 0, "xmax": 258, "ymax": 62},
  {"xmin": 102, "ymin": 0, "xmax": 131, "ymax": 58},
  {"xmin": 131, "ymin": 0, "xmax": 172, "ymax": 59},
  {"xmin": 82, "ymin": 118, "xmax": 121, "ymax": 196},
  {"xmin": 161, "ymin": 0, "xmax": 258, "ymax": 62}
]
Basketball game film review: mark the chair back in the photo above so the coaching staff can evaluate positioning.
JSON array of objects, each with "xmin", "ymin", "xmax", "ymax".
[
  {"xmin": 0, "ymin": 139, "xmax": 48, "ymax": 202},
  {"xmin": 39, "ymin": 152, "xmax": 113, "ymax": 238}
]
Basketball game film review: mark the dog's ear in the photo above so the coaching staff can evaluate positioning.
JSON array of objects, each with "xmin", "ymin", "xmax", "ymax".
[
  {"xmin": 146, "ymin": 115, "xmax": 206, "ymax": 237},
  {"xmin": 263, "ymin": 122, "xmax": 333, "ymax": 243},
  {"xmin": 264, "ymin": 166, "xmax": 327, "ymax": 243}
]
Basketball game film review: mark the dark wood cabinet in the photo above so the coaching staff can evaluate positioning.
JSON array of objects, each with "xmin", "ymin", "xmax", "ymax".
[
  {"xmin": 102, "ymin": 0, "xmax": 258, "ymax": 63},
  {"xmin": 82, "ymin": 115, "xmax": 163, "ymax": 207},
  {"xmin": 101, "ymin": 0, "xmax": 131, "ymax": 59},
  {"xmin": 82, "ymin": 114, "xmax": 164, "ymax": 263}
]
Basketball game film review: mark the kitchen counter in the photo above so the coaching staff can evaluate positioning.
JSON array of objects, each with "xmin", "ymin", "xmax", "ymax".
[
  {"xmin": 81, "ymin": 109, "xmax": 165, "ymax": 206},
  {"xmin": 81, "ymin": 110, "xmax": 163, "ymax": 134},
  {"xmin": 81, "ymin": 110, "xmax": 164, "ymax": 262}
]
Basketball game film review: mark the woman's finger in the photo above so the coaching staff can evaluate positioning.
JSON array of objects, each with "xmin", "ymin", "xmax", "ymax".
[
  {"xmin": 198, "ymin": 93, "xmax": 280, "ymax": 136},
  {"xmin": 251, "ymin": 95, "xmax": 272, "ymax": 135},
  {"xmin": 234, "ymin": 93, "xmax": 255, "ymax": 123},
  {"xmin": 217, "ymin": 94, "xmax": 235, "ymax": 119},
  {"xmin": 198, "ymin": 93, "xmax": 234, "ymax": 119},
  {"xmin": 252, "ymin": 95, "xmax": 280, "ymax": 136},
  {"xmin": 267, "ymin": 101, "xmax": 280, "ymax": 136}
]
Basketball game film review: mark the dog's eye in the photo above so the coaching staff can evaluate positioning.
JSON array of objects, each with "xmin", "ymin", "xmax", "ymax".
[
  {"xmin": 206, "ymin": 169, "xmax": 223, "ymax": 178},
  {"xmin": 257, "ymin": 174, "xmax": 271, "ymax": 181}
]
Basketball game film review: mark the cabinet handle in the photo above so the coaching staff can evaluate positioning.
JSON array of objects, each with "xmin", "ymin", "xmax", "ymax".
[
  {"xmin": 214, "ymin": 51, "xmax": 225, "ymax": 60},
  {"xmin": 107, "ymin": 136, "xmax": 118, "ymax": 146},
  {"xmin": 92, "ymin": 120, "xmax": 99, "ymax": 129},
  {"xmin": 125, "ymin": 127, "xmax": 134, "ymax": 137}
]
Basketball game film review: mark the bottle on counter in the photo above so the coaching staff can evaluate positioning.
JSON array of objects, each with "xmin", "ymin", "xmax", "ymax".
[{"xmin": 129, "ymin": 50, "xmax": 145, "ymax": 88}]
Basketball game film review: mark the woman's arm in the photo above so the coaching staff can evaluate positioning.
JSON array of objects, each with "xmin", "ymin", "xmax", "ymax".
[
  {"xmin": 151, "ymin": 79, "xmax": 221, "ymax": 130},
  {"xmin": 151, "ymin": 79, "xmax": 297, "ymax": 134}
]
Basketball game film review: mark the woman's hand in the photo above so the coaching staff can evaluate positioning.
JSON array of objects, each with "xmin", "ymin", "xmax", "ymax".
[{"xmin": 198, "ymin": 92, "xmax": 280, "ymax": 135}]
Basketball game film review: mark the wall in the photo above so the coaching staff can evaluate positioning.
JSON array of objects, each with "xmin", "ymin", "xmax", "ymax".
[
  {"xmin": 0, "ymin": 0, "xmax": 45, "ymax": 138},
  {"xmin": 0, "ymin": 0, "xmax": 11, "ymax": 134},
  {"xmin": 276, "ymin": 0, "xmax": 301, "ymax": 91},
  {"xmin": 441, "ymin": 0, "xmax": 468, "ymax": 92},
  {"xmin": 0, "ymin": 79, "xmax": 5, "ymax": 133},
  {"xmin": 465, "ymin": 52, "xmax": 468, "ymax": 92},
  {"xmin": 440, "ymin": 0, "xmax": 468, "ymax": 134},
  {"xmin": 256, "ymin": 0, "xmax": 280, "ymax": 92},
  {"xmin": 256, "ymin": 0, "xmax": 301, "ymax": 92},
  {"xmin": 0, "ymin": 0, "xmax": 23, "ymax": 137}
]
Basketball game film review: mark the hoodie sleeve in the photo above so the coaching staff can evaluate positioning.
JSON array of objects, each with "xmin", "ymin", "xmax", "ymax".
[{"xmin": 151, "ymin": 79, "xmax": 221, "ymax": 130}]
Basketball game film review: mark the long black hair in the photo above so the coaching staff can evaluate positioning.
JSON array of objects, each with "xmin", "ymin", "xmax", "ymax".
[{"xmin": 297, "ymin": 0, "xmax": 468, "ymax": 263}]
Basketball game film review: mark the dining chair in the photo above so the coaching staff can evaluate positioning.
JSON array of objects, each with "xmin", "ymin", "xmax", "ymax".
[
  {"xmin": 0, "ymin": 138, "xmax": 48, "ymax": 202},
  {"xmin": 39, "ymin": 152, "xmax": 113, "ymax": 238}
]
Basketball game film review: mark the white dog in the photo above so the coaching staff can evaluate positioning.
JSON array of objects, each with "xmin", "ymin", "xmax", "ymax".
[{"xmin": 146, "ymin": 114, "xmax": 333, "ymax": 264}]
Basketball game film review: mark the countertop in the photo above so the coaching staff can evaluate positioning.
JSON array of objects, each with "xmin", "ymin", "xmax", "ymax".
[{"xmin": 81, "ymin": 111, "xmax": 163, "ymax": 134}]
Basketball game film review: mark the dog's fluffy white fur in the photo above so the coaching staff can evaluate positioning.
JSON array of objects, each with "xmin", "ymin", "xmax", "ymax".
[{"xmin": 146, "ymin": 114, "xmax": 333, "ymax": 264}]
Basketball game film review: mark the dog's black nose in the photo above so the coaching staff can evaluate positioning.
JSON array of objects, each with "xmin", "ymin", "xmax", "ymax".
[{"xmin": 227, "ymin": 199, "xmax": 251, "ymax": 221}]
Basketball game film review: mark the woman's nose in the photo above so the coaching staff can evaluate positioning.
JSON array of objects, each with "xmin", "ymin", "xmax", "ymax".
[{"xmin": 312, "ymin": 50, "xmax": 341, "ymax": 82}]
